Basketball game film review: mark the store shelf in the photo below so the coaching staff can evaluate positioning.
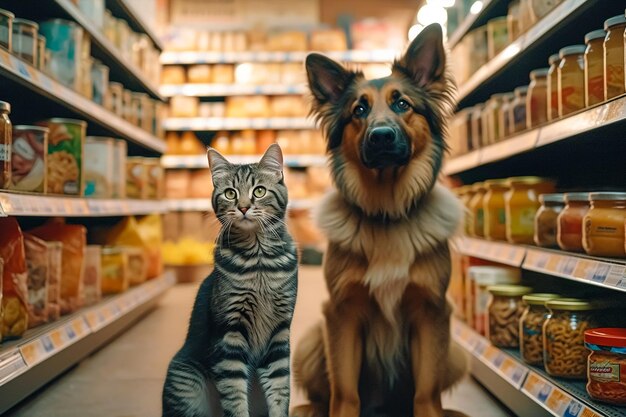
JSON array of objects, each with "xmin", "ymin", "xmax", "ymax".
[
  {"xmin": 104, "ymin": 0, "xmax": 164, "ymax": 51},
  {"xmin": 163, "ymin": 117, "xmax": 316, "ymax": 131},
  {"xmin": 444, "ymin": 94, "xmax": 626, "ymax": 175},
  {"xmin": 0, "ymin": 272, "xmax": 175, "ymax": 414},
  {"xmin": 447, "ymin": 0, "xmax": 498, "ymax": 48},
  {"xmin": 0, "ymin": 50, "xmax": 165, "ymax": 153},
  {"xmin": 0, "ymin": 192, "xmax": 167, "ymax": 217},
  {"xmin": 162, "ymin": 154, "xmax": 327, "ymax": 168},
  {"xmin": 160, "ymin": 84, "xmax": 307, "ymax": 97},
  {"xmin": 167, "ymin": 198, "xmax": 318, "ymax": 212},
  {"xmin": 160, "ymin": 49, "xmax": 398, "ymax": 65},
  {"xmin": 453, "ymin": 320, "xmax": 621, "ymax": 417},
  {"xmin": 455, "ymin": 237, "xmax": 626, "ymax": 293}
]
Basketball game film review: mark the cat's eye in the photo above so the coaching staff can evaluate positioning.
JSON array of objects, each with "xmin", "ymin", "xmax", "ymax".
[
  {"xmin": 224, "ymin": 189, "xmax": 237, "ymax": 200},
  {"xmin": 253, "ymin": 186, "xmax": 266, "ymax": 198}
]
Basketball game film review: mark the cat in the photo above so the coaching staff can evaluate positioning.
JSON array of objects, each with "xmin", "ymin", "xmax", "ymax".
[{"xmin": 162, "ymin": 144, "xmax": 299, "ymax": 417}]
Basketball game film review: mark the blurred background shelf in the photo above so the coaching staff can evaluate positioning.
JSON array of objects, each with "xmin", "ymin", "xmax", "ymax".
[
  {"xmin": 160, "ymin": 84, "xmax": 308, "ymax": 97},
  {"xmin": 163, "ymin": 117, "xmax": 316, "ymax": 131},
  {"xmin": 447, "ymin": 0, "xmax": 500, "ymax": 48},
  {"xmin": 105, "ymin": 0, "xmax": 164, "ymax": 51},
  {"xmin": 160, "ymin": 49, "xmax": 398, "ymax": 64},
  {"xmin": 161, "ymin": 154, "xmax": 327, "ymax": 168}
]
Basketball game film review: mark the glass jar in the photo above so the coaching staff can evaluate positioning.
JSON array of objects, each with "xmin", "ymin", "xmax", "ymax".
[
  {"xmin": 470, "ymin": 104, "xmax": 484, "ymax": 149},
  {"xmin": 487, "ymin": 16, "xmax": 509, "ymax": 59},
  {"xmin": 484, "ymin": 179, "xmax": 509, "ymax": 241},
  {"xmin": 470, "ymin": 267, "xmax": 521, "ymax": 336},
  {"xmin": 12, "ymin": 18, "xmax": 38, "ymax": 65},
  {"xmin": 604, "ymin": 15, "xmax": 626, "ymax": 100},
  {"xmin": 487, "ymin": 284, "xmax": 533, "ymax": 348},
  {"xmin": 584, "ymin": 29, "xmax": 607, "ymax": 107},
  {"xmin": 0, "ymin": 100, "xmax": 11, "ymax": 189},
  {"xmin": 557, "ymin": 192, "xmax": 589, "ymax": 252},
  {"xmin": 511, "ymin": 86, "xmax": 529, "ymax": 133},
  {"xmin": 108, "ymin": 81, "xmax": 124, "ymax": 116},
  {"xmin": 499, "ymin": 92, "xmax": 515, "ymax": 138},
  {"xmin": 484, "ymin": 94, "xmax": 508, "ymax": 145},
  {"xmin": 36, "ymin": 35, "xmax": 45, "ymax": 71},
  {"xmin": 469, "ymin": 182, "xmax": 487, "ymax": 237},
  {"xmin": 461, "ymin": 185, "xmax": 476, "ymax": 235},
  {"xmin": 520, "ymin": 293, "xmax": 561, "ymax": 365},
  {"xmin": 505, "ymin": 177, "xmax": 555, "ymax": 244},
  {"xmin": 81, "ymin": 57, "xmax": 93, "ymax": 100},
  {"xmin": 507, "ymin": 0, "xmax": 522, "ymax": 41},
  {"xmin": 544, "ymin": 298, "xmax": 601, "ymax": 379},
  {"xmin": 534, "ymin": 193, "xmax": 565, "ymax": 247},
  {"xmin": 527, "ymin": 68, "xmax": 549, "ymax": 128},
  {"xmin": 585, "ymin": 328, "xmax": 626, "ymax": 405},
  {"xmin": 583, "ymin": 192, "xmax": 626, "ymax": 257},
  {"xmin": 0, "ymin": 8, "xmax": 13, "ymax": 50},
  {"xmin": 547, "ymin": 53, "xmax": 560, "ymax": 121},
  {"xmin": 558, "ymin": 45, "xmax": 586, "ymax": 117}
]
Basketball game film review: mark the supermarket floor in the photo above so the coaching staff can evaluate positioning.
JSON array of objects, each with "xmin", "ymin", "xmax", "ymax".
[{"xmin": 8, "ymin": 266, "xmax": 513, "ymax": 417}]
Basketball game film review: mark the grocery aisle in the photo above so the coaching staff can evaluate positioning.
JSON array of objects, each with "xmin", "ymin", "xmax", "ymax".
[{"xmin": 7, "ymin": 266, "xmax": 512, "ymax": 417}]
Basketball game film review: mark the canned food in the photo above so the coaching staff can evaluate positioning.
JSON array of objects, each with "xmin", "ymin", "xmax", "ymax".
[
  {"xmin": 0, "ymin": 8, "xmax": 14, "ymax": 50},
  {"xmin": 91, "ymin": 60, "xmax": 109, "ymax": 106},
  {"xmin": 144, "ymin": 158, "xmax": 163, "ymax": 199},
  {"xmin": 84, "ymin": 136, "xmax": 114, "ymax": 198},
  {"xmin": 108, "ymin": 82, "xmax": 124, "ymax": 116},
  {"xmin": 112, "ymin": 139, "xmax": 127, "ymax": 198},
  {"xmin": 12, "ymin": 18, "xmax": 38, "ymax": 65},
  {"xmin": 11, "ymin": 126, "xmax": 48, "ymax": 193},
  {"xmin": 39, "ymin": 19, "xmax": 83, "ymax": 90},
  {"xmin": 126, "ymin": 157, "xmax": 147, "ymax": 199}
]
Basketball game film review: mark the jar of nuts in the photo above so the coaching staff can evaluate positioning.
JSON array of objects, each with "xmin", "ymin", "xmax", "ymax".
[
  {"xmin": 519, "ymin": 293, "xmax": 561, "ymax": 365},
  {"xmin": 543, "ymin": 298, "xmax": 602, "ymax": 379},
  {"xmin": 487, "ymin": 284, "xmax": 533, "ymax": 348}
]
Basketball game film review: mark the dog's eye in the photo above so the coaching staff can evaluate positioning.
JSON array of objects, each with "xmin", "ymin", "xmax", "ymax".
[
  {"xmin": 397, "ymin": 99, "xmax": 410, "ymax": 111},
  {"xmin": 224, "ymin": 189, "xmax": 237, "ymax": 200},
  {"xmin": 353, "ymin": 105, "xmax": 366, "ymax": 117}
]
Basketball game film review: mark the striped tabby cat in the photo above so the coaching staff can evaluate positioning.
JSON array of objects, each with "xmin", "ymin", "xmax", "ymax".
[{"xmin": 162, "ymin": 144, "xmax": 298, "ymax": 417}]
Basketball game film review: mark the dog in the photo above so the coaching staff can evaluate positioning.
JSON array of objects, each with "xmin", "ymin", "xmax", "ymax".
[{"xmin": 291, "ymin": 24, "xmax": 468, "ymax": 417}]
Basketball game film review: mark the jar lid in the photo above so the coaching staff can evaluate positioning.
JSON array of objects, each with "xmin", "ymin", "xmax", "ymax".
[
  {"xmin": 604, "ymin": 15, "xmax": 626, "ymax": 30},
  {"xmin": 564, "ymin": 192, "xmax": 590, "ymax": 202},
  {"xmin": 490, "ymin": 92, "xmax": 511, "ymax": 100},
  {"xmin": 13, "ymin": 125, "xmax": 49, "ymax": 133},
  {"xmin": 39, "ymin": 118, "xmax": 88, "ymax": 127},
  {"xmin": 546, "ymin": 297, "xmax": 595, "ymax": 311},
  {"xmin": 13, "ymin": 18, "xmax": 39, "ymax": 29},
  {"xmin": 0, "ymin": 100, "xmax": 10, "ymax": 113},
  {"xmin": 530, "ymin": 68, "xmax": 550, "ymax": 78},
  {"xmin": 589, "ymin": 191, "xmax": 626, "ymax": 201},
  {"xmin": 488, "ymin": 285, "xmax": 533, "ymax": 297},
  {"xmin": 539, "ymin": 193, "xmax": 564, "ymax": 204},
  {"xmin": 523, "ymin": 293, "xmax": 561, "ymax": 305},
  {"xmin": 0, "ymin": 8, "xmax": 15, "ymax": 19},
  {"xmin": 584, "ymin": 29, "xmax": 607, "ymax": 43},
  {"xmin": 471, "ymin": 182, "xmax": 485, "ymax": 191},
  {"xmin": 469, "ymin": 266, "xmax": 521, "ymax": 284},
  {"xmin": 514, "ymin": 86, "xmax": 528, "ymax": 95},
  {"xmin": 86, "ymin": 136, "xmax": 115, "ymax": 143},
  {"xmin": 548, "ymin": 53, "xmax": 560, "ymax": 65},
  {"xmin": 559, "ymin": 45, "xmax": 586, "ymax": 58},
  {"xmin": 507, "ymin": 176, "xmax": 551, "ymax": 186},
  {"xmin": 584, "ymin": 328, "xmax": 626, "ymax": 348}
]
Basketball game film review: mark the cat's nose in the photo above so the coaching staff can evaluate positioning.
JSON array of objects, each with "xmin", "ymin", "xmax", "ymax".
[{"xmin": 238, "ymin": 206, "xmax": 249, "ymax": 214}]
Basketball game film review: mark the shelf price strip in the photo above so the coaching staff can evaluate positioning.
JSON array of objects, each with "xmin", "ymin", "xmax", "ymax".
[
  {"xmin": 0, "ymin": 350, "xmax": 28, "ymax": 385},
  {"xmin": 458, "ymin": 237, "xmax": 526, "ymax": 267}
]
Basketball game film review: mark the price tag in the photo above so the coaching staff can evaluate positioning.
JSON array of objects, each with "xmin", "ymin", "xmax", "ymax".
[
  {"xmin": 10, "ymin": 56, "xmax": 33, "ymax": 80},
  {"xmin": 0, "ymin": 48, "xmax": 13, "ymax": 69},
  {"xmin": 561, "ymin": 399, "xmax": 585, "ymax": 417},
  {"xmin": 545, "ymin": 387, "xmax": 570, "ymax": 414},
  {"xmin": 49, "ymin": 329, "xmax": 65, "ymax": 349},
  {"xmin": 84, "ymin": 310, "xmax": 100, "ymax": 330},
  {"xmin": 573, "ymin": 259, "xmax": 596, "ymax": 280},
  {"xmin": 592, "ymin": 263, "xmax": 611, "ymax": 284},
  {"xmin": 19, "ymin": 339, "xmax": 48, "ymax": 366},
  {"xmin": 545, "ymin": 254, "xmax": 563, "ymax": 273},
  {"xmin": 473, "ymin": 338, "xmax": 487, "ymax": 356},
  {"xmin": 605, "ymin": 264, "xmax": 626, "ymax": 287},
  {"xmin": 580, "ymin": 407, "xmax": 602, "ymax": 417},
  {"xmin": 71, "ymin": 317, "xmax": 89, "ymax": 338},
  {"xmin": 0, "ymin": 350, "xmax": 28, "ymax": 385},
  {"xmin": 522, "ymin": 372, "xmax": 553, "ymax": 403}
]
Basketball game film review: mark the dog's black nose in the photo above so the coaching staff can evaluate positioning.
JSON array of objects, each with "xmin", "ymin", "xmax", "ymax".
[{"xmin": 368, "ymin": 127, "xmax": 396, "ymax": 148}]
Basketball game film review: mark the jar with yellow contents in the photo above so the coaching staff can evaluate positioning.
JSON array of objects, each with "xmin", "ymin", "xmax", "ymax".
[
  {"xmin": 547, "ymin": 53, "xmax": 560, "ymax": 121},
  {"xmin": 483, "ymin": 179, "xmax": 509, "ymax": 241},
  {"xmin": 583, "ymin": 192, "xmax": 626, "ymax": 257},
  {"xmin": 469, "ymin": 182, "xmax": 487, "ymax": 237},
  {"xmin": 584, "ymin": 29, "xmax": 607, "ymax": 107},
  {"xmin": 457, "ymin": 185, "xmax": 475, "ymax": 236},
  {"xmin": 505, "ymin": 177, "xmax": 555, "ymax": 244},
  {"xmin": 604, "ymin": 15, "xmax": 626, "ymax": 100},
  {"xmin": 534, "ymin": 193, "xmax": 565, "ymax": 248},
  {"xmin": 558, "ymin": 45, "xmax": 586, "ymax": 117}
]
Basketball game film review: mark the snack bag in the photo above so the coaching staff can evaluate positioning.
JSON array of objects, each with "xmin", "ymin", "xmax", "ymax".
[
  {"xmin": 23, "ymin": 233, "xmax": 50, "ymax": 328},
  {"xmin": 0, "ymin": 218, "xmax": 29, "ymax": 340},
  {"xmin": 137, "ymin": 214, "xmax": 163, "ymax": 279},
  {"xmin": 83, "ymin": 245, "xmax": 102, "ymax": 305},
  {"xmin": 46, "ymin": 242, "xmax": 62, "ymax": 322}
]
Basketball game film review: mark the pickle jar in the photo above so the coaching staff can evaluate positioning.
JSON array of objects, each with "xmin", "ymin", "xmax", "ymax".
[
  {"xmin": 520, "ymin": 293, "xmax": 561, "ymax": 365},
  {"xmin": 584, "ymin": 328, "xmax": 626, "ymax": 405},
  {"xmin": 0, "ymin": 8, "xmax": 13, "ymax": 50},
  {"xmin": 505, "ymin": 177, "xmax": 555, "ymax": 244},
  {"xmin": 511, "ymin": 86, "xmax": 529, "ymax": 134},
  {"xmin": 498, "ymin": 92, "xmax": 515, "ymax": 138},
  {"xmin": 584, "ymin": 29, "xmax": 607, "ymax": 107},
  {"xmin": 557, "ymin": 192, "xmax": 589, "ymax": 252},
  {"xmin": 547, "ymin": 53, "xmax": 560, "ymax": 121},
  {"xmin": 0, "ymin": 100, "xmax": 11, "ymax": 189},
  {"xmin": 604, "ymin": 15, "xmax": 626, "ymax": 100},
  {"xmin": 469, "ymin": 182, "xmax": 487, "ymax": 237},
  {"xmin": 544, "ymin": 298, "xmax": 602, "ymax": 379},
  {"xmin": 487, "ymin": 284, "xmax": 533, "ymax": 348},
  {"xmin": 558, "ymin": 45, "xmax": 586, "ymax": 117},
  {"xmin": 527, "ymin": 68, "xmax": 549, "ymax": 128},
  {"xmin": 483, "ymin": 179, "xmax": 509, "ymax": 241},
  {"xmin": 583, "ymin": 192, "xmax": 626, "ymax": 257},
  {"xmin": 12, "ymin": 18, "xmax": 38, "ymax": 66},
  {"xmin": 534, "ymin": 193, "xmax": 565, "ymax": 248},
  {"xmin": 484, "ymin": 93, "xmax": 508, "ymax": 144}
]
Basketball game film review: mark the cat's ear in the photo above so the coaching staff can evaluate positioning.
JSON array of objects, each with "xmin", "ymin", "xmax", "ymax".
[
  {"xmin": 207, "ymin": 147, "xmax": 231, "ymax": 182},
  {"xmin": 258, "ymin": 143, "xmax": 283, "ymax": 179}
]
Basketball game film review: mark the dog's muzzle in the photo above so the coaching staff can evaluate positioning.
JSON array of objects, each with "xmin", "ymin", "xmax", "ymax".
[{"xmin": 361, "ymin": 126, "xmax": 411, "ymax": 169}]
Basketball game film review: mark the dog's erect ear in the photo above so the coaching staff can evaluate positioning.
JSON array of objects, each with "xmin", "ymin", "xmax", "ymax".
[
  {"xmin": 306, "ymin": 53, "xmax": 353, "ymax": 104},
  {"xmin": 258, "ymin": 143, "xmax": 283, "ymax": 180},
  {"xmin": 395, "ymin": 23, "xmax": 446, "ymax": 89},
  {"xmin": 207, "ymin": 147, "xmax": 231, "ymax": 183}
]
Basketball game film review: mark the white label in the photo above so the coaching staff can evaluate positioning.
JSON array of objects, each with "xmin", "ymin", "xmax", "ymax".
[
  {"xmin": 13, "ymin": 33, "xmax": 35, "ymax": 63},
  {"xmin": 0, "ymin": 143, "xmax": 9, "ymax": 161}
]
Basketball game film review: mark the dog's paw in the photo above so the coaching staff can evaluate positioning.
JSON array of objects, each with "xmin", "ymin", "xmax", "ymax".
[{"xmin": 290, "ymin": 404, "xmax": 325, "ymax": 417}]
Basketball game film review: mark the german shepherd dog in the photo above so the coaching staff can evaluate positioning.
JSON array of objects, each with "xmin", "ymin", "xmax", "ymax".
[{"xmin": 291, "ymin": 24, "xmax": 468, "ymax": 417}]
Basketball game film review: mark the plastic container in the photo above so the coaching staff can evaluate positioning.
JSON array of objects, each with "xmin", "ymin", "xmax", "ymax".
[
  {"xmin": 0, "ymin": 8, "xmax": 13, "ymax": 50},
  {"xmin": 557, "ymin": 192, "xmax": 589, "ymax": 252},
  {"xmin": 558, "ymin": 45, "xmax": 586, "ymax": 117},
  {"xmin": 39, "ymin": 19, "xmax": 83, "ymax": 91},
  {"xmin": 498, "ymin": 92, "xmax": 515, "ymax": 138},
  {"xmin": 585, "ymin": 328, "xmax": 626, "ymax": 405},
  {"xmin": 469, "ymin": 182, "xmax": 487, "ymax": 237},
  {"xmin": 505, "ymin": 177, "xmax": 555, "ymax": 244},
  {"xmin": 534, "ymin": 193, "xmax": 565, "ymax": 248},
  {"xmin": 84, "ymin": 137, "xmax": 114, "ymax": 198},
  {"xmin": 547, "ymin": 53, "xmax": 560, "ymax": 121},
  {"xmin": 487, "ymin": 284, "xmax": 533, "ymax": 348},
  {"xmin": 12, "ymin": 18, "xmax": 38, "ymax": 65},
  {"xmin": 483, "ymin": 179, "xmax": 509, "ymax": 241},
  {"xmin": 604, "ymin": 15, "xmax": 626, "ymax": 100},
  {"xmin": 511, "ymin": 86, "xmax": 528, "ymax": 133},
  {"xmin": 0, "ymin": 101, "xmax": 11, "ymax": 189},
  {"xmin": 584, "ymin": 29, "xmax": 607, "ymax": 107},
  {"xmin": 583, "ymin": 192, "xmax": 626, "ymax": 257},
  {"xmin": 527, "ymin": 68, "xmax": 549, "ymax": 128},
  {"xmin": 520, "ymin": 293, "xmax": 561, "ymax": 365}
]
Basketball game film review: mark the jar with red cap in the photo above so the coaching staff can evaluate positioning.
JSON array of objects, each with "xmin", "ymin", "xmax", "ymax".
[{"xmin": 585, "ymin": 328, "xmax": 626, "ymax": 405}]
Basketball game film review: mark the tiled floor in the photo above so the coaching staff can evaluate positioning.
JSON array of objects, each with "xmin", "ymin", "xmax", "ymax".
[{"xmin": 8, "ymin": 266, "xmax": 513, "ymax": 417}]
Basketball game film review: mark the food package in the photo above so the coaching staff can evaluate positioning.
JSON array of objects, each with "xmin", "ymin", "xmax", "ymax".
[
  {"xmin": 179, "ymin": 131, "xmax": 205, "ymax": 155},
  {"xmin": 46, "ymin": 242, "xmax": 62, "ymax": 321},
  {"xmin": 161, "ymin": 65, "xmax": 186, "ymax": 84},
  {"xmin": 211, "ymin": 131, "xmax": 230, "ymax": 154},
  {"xmin": 10, "ymin": 126, "xmax": 48, "ymax": 193},
  {"xmin": 144, "ymin": 158, "xmax": 163, "ymax": 199},
  {"xmin": 310, "ymin": 29, "xmax": 347, "ymax": 51},
  {"xmin": 162, "ymin": 212, "xmax": 180, "ymax": 242},
  {"xmin": 101, "ymin": 247, "xmax": 129, "ymax": 294},
  {"xmin": 226, "ymin": 96, "xmax": 270, "ymax": 118},
  {"xmin": 136, "ymin": 214, "xmax": 163, "ymax": 279},
  {"xmin": 266, "ymin": 31, "xmax": 308, "ymax": 51},
  {"xmin": 170, "ymin": 96, "xmax": 199, "ymax": 118},
  {"xmin": 187, "ymin": 65, "xmax": 212, "ymax": 83},
  {"xmin": 257, "ymin": 130, "xmax": 276, "ymax": 154},
  {"xmin": 270, "ymin": 96, "xmax": 307, "ymax": 117},
  {"xmin": 84, "ymin": 137, "xmax": 114, "ymax": 197},
  {"xmin": 0, "ymin": 218, "xmax": 29, "ymax": 340},
  {"xmin": 82, "ymin": 245, "xmax": 102, "ymax": 306},
  {"xmin": 125, "ymin": 246, "xmax": 148, "ymax": 285},
  {"xmin": 165, "ymin": 132, "xmax": 180, "ymax": 155},
  {"xmin": 188, "ymin": 170, "xmax": 213, "ymax": 198},
  {"xmin": 112, "ymin": 139, "xmax": 127, "ymax": 198},
  {"xmin": 23, "ymin": 234, "xmax": 49, "ymax": 328},
  {"xmin": 211, "ymin": 64, "xmax": 234, "ymax": 84},
  {"xmin": 29, "ymin": 222, "xmax": 86, "ymax": 315},
  {"xmin": 126, "ymin": 157, "xmax": 148, "ymax": 199},
  {"xmin": 234, "ymin": 63, "xmax": 271, "ymax": 85},
  {"xmin": 39, "ymin": 19, "xmax": 84, "ymax": 91},
  {"xmin": 165, "ymin": 169, "xmax": 191, "ymax": 199}
]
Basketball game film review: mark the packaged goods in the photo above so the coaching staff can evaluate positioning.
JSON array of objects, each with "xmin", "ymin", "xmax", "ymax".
[
  {"xmin": 558, "ymin": 45, "xmax": 586, "ymax": 117},
  {"xmin": 29, "ymin": 223, "xmax": 86, "ymax": 315},
  {"xmin": 161, "ymin": 65, "xmax": 186, "ymax": 85},
  {"xmin": 140, "ymin": 94, "xmax": 153, "ymax": 132},
  {"xmin": 270, "ymin": 96, "xmax": 307, "ymax": 117},
  {"xmin": 469, "ymin": 104, "xmax": 484, "ymax": 148},
  {"xmin": 126, "ymin": 157, "xmax": 147, "ymax": 199},
  {"xmin": 527, "ymin": 68, "xmax": 549, "ymax": 128},
  {"xmin": 487, "ymin": 17, "xmax": 508, "ymax": 59},
  {"xmin": 125, "ymin": 246, "xmax": 148, "ymax": 285},
  {"xmin": 0, "ymin": 8, "xmax": 13, "ymax": 50},
  {"xmin": 91, "ymin": 60, "xmax": 109, "ymax": 106},
  {"xmin": 23, "ymin": 233, "xmax": 49, "ymax": 327},
  {"xmin": 585, "ymin": 328, "xmax": 626, "ymax": 405},
  {"xmin": 37, "ymin": 118, "xmax": 86, "ymax": 196},
  {"xmin": 483, "ymin": 179, "xmax": 508, "ymax": 241},
  {"xmin": 82, "ymin": 245, "xmax": 101, "ymax": 306},
  {"xmin": 170, "ymin": 95, "xmax": 199, "ymax": 118},
  {"xmin": 130, "ymin": 93, "xmax": 147, "ymax": 128},
  {"xmin": 534, "ymin": 193, "xmax": 565, "ymax": 247},
  {"xmin": 187, "ymin": 65, "xmax": 211, "ymax": 83},
  {"xmin": 310, "ymin": 29, "xmax": 347, "ymax": 51},
  {"xmin": 179, "ymin": 131, "xmax": 204, "ymax": 155},
  {"xmin": 84, "ymin": 136, "xmax": 114, "ymax": 198},
  {"xmin": 123, "ymin": 90, "xmax": 136, "ymax": 124},
  {"xmin": 604, "ymin": 15, "xmax": 626, "ymax": 100},
  {"xmin": 469, "ymin": 27, "xmax": 489, "ymax": 75},
  {"xmin": 547, "ymin": 53, "xmax": 560, "ymax": 121},
  {"xmin": 484, "ymin": 94, "xmax": 508, "ymax": 145},
  {"xmin": 165, "ymin": 169, "xmax": 191, "ymax": 199},
  {"xmin": 584, "ymin": 29, "xmax": 607, "ymax": 107},
  {"xmin": 507, "ymin": 0, "xmax": 522, "ymax": 41},
  {"xmin": 80, "ymin": 57, "xmax": 93, "ymax": 99},
  {"xmin": 36, "ymin": 35, "xmax": 45, "ymax": 71},
  {"xmin": 165, "ymin": 132, "xmax": 180, "ymax": 154},
  {"xmin": 0, "ymin": 101, "xmax": 11, "ymax": 189},
  {"xmin": 108, "ymin": 82, "xmax": 124, "ymax": 116},
  {"xmin": 499, "ymin": 93, "xmax": 515, "ymax": 138},
  {"xmin": 144, "ymin": 158, "xmax": 163, "ymax": 199},
  {"xmin": 487, "ymin": 285, "xmax": 533, "ymax": 348},
  {"xmin": 112, "ymin": 139, "xmax": 127, "ymax": 198},
  {"xmin": 511, "ymin": 86, "xmax": 528, "ymax": 133},
  {"xmin": 557, "ymin": 192, "xmax": 589, "ymax": 252},
  {"xmin": 12, "ymin": 18, "xmax": 38, "ymax": 65},
  {"xmin": 211, "ymin": 64, "xmax": 234, "ymax": 84},
  {"xmin": 583, "ymin": 192, "xmax": 626, "ymax": 257},
  {"xmin": 0, "ymin": 218, "xmax": 29, "ymax": 340},
  {"xmin": 505, "ymin": 177, "xmax": 555, "ymax": 244},
  {"xmin": 226, "ymin": 96, "xmax": 270, "ymax": 118},
  {"xmin": 101, "ymin": 247, "xmax": 129, "ymax": 294},
  {"xmin": 266, "ymin": 30, "xmax": 307, "ymax": 51},
  {"xmin": 39, "ymin": 19, "xmax": 83, "ymax": 90},
  {"xmin": 188, "ymin": 170, "xmax": 212, "ymax": 198},
  {"xmin": 136, "ymin": 214, "xmax": 163, "ymax": 279},
  {"xmin": 529, "ymin": 0, "xmax": 562, "ymax": 21},
  {"xmin": 211, "ymin": 131, "xmax": 230, "ymax": 154},
  {"xmin": 519, "ymin": 293, "xmax": 561, "ymax": 365},
  {"xmin": 459, "ymin": 185, "xmax": 475, "ymax": 235},
  {"xmin": 469, "ymin": 182, "xmax": 487, "ymax": 237},
  {"xmin": 10, "ymin": 126, "xmax": 48, "ymax": 193},
  {"xmin": 78, "ymin": 0, "xmax": 104, "ymax": 29},
  {"xmin": 46, "ymin": 242, "xmax": 62, "ymax": 321}
]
